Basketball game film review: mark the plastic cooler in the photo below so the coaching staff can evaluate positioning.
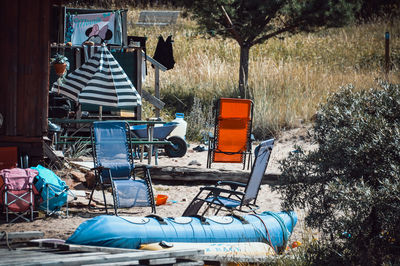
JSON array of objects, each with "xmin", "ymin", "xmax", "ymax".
[{"xmin": 169, "ymin": 113, "xmax": 187, "ymax": 139}]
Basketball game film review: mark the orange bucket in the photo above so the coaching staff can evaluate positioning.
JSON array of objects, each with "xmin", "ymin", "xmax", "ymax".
[{"xmin": 155, "ymin": 194, "xmax": 168, "ymax": 206}]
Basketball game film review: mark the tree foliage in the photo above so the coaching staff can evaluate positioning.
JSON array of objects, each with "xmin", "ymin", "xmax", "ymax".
[
  {"xmin": 276, "ymin": 82, "xmax": 400, "ymax": 265},
  {"xmin": 185, "ymin": 0, "xmax": 360, "ymax": 44},
  {"xmin": 180, "ymin": 0, "xmax": 361, "ymax": 98}
]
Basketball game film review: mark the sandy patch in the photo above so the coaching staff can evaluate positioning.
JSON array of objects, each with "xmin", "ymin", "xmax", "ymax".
[{"xmin": 0, "ymin": 125, "xmax": 317, "ymax": 243}]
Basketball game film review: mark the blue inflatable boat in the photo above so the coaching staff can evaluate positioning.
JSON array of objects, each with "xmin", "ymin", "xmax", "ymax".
[{"xmin": 67, "ymin": 211, "xmax": 297, "ymax": 253}]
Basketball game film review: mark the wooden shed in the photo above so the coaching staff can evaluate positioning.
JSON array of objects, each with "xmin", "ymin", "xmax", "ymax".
[
  {"xmin": 0, "ymin": 1, "xmax": 165, "ymax": 167},
  {"xmin": 0, "ymin": 0, "xmax": 53, "ymax": 166}
]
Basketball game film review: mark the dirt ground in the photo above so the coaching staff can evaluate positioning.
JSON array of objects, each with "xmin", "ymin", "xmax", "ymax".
[{"xmin": 0, "ymin": 125, "xmax": 317, "ymax": 243}]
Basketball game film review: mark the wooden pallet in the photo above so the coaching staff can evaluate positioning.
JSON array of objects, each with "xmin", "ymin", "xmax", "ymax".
[{"xmin": 0, "ymin": 236, "xmax": 204, "ymax": 266}]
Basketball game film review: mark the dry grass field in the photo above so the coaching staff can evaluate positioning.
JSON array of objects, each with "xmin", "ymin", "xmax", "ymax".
[{"xmin": 126, "ymin": 9, "xmax": 399, "ymax": 139}]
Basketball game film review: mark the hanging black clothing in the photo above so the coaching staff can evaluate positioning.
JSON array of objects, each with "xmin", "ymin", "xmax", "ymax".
[{"xmin": 153, "ymin": 35, "xmax": 175, "ymax": 70}]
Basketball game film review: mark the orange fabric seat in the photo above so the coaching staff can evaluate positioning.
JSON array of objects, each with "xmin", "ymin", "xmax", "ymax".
[{"xmin": 207, "ymin": 98, "xmax": 253, "ymax": 169}]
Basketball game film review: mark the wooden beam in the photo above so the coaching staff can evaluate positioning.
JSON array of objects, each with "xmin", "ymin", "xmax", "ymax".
[
  {"xmin": 122, "ymin": 10, "xmax": 128, "ymax": 46},
  {"xmin": 143, "ymin": 52, "xmax": 167, "ymax": 72},
  {"xmin": 154, "ymin": 67, "xmax": 161, "ymax": 118},
  {"xmin": 43, "ymin": 142, "xmax": 64, "ymax": 168},
  {"xmin": 0, "ymin": 231, "xmax": 44, "ymax": 240},
  {"xmin": 0, "ymin": 136, "xmax": 43, "ymax": 143},
  {"xmin": 136, "ymin": 49, "xmax": 143, "ymax": 120},
  {"xmin": 141, "ymin": 89, "xmax": 165, "ymax": 110},
  {"xmin": 149, "ymin": 165, "xmax": 280, "ymax": 184},
  {"xmin": 20, "ymin": 248, "xmax": 203, "ymax": 266}
]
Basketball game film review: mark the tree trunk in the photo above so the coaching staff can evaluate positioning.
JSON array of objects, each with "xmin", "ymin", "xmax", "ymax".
[{"xmin": 238, "ymin": 45, "xmax": 250, "ymax": 99}]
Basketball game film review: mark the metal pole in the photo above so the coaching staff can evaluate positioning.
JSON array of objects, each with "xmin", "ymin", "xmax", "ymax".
[{"xmin": 155, "ymin": 67, "xmax": 160, "ymax": 118}]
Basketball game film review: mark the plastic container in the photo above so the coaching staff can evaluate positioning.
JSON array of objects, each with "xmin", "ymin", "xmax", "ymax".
[
  {"xmin": 169, "ymin": 113, "xmax": 187, "ymax": 140},
  {"xmin": 155, "ymin": 194, "xmax": 168, "ymax": 206}
]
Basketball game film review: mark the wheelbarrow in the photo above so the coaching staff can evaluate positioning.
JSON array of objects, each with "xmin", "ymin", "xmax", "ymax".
[{"xmin": 130, "ymin": 122, "xmax": 188, "ymax": 158}]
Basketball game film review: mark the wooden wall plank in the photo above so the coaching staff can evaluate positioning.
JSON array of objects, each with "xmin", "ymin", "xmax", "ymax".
[
  {"xmin": 0, "ymin": 1, "xmax": 18, "ymax": 135},
  {"xmin": 38, "ymin": 0, "xmax": 51, "ymax": 136},
  {"xmin": 16, "ymin": 0, "xmax": 28, "ymax": 135},
  {"xmin": 0, "ymin": 0, "xmax": 51, "ymax": 164},
  {"xmin": 13, "ymin": 0, "xmax": 50, "ymax": 137},
  {"xmin": 20, "ymin": 0, "xmax": 28, "ymax": 136}
]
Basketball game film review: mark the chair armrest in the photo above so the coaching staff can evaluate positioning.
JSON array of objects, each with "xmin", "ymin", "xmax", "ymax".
[
  {"xmin": 216, "ymin": 181, "xmax": 246, "ymax": 190},
  {"xmin": 200, "ymin": 186, "xmax": 245, "ymax": 196},
  {"xmin": 90, "ymin": 166, "xmax": 110, "ymax": 171},
  {"xmin": 134, "ymin": 165, "xmax": 152, "ymax": 170}
]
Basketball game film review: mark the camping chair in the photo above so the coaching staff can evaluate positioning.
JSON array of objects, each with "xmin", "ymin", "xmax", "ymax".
[
  {"xmin": 32, "ymin": 164, "xmax": 75, "ymax": 217},
  {"xmin": 0, "ymin": 168, "xmax": 38, "ymax": 223},
  {"xmin": 207, "ymin": 98, "xmax": 254, "ymax": 170},
  {"xmin": 88, "ymin": 121, "xmax": 156, "ymax": 214},
  {"xmin": 183, "ymin": 139, "xmax": 274, "ymax": 216}
]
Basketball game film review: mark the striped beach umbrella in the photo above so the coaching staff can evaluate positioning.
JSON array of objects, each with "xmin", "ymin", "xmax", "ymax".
[{"xmin": 53, "ymin": 45, "xmax": 141, "ymax": 108}]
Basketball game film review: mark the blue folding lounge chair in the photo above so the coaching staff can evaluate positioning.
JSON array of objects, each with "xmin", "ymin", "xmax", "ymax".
[
  {"xmin": 88, "ymin": 121, "xmax": 156, "ymax": 214},
  {"xmin": 183, "ymin": 139, "xmax": 274, "ymax": 216}
]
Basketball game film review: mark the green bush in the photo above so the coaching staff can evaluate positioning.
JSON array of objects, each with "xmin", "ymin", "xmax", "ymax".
[
  {"xmin": 276, "ymin": 82, "xmax": 400, "ymax": 265},
  {"xmin": 185, "ymin": 97, "xmax": 213, "ymax": 142}
]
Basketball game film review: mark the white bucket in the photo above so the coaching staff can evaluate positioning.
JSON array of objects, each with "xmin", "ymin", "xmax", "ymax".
[{"xmin": 169, "ymin": 113, "xmax": 187, "ymax": 139}]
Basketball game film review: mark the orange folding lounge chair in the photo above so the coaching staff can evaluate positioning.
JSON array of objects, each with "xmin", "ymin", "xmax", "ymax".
[{"xmin": 207, "ymin": 98, "xmax": 254, "ymax": 169}]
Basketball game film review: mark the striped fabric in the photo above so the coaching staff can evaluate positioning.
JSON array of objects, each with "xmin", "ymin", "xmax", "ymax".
[{"xmin": 53, "ymin": 45, "xmax": 141, "ymax": 108}]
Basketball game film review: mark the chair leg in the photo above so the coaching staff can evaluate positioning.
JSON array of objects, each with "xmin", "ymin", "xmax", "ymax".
[
  {"xmin": 5, "ymin": 191, "xmax": 8, "ymax": 223},
  {"xmin": 206, "ymin": 139, "xmax": 212, "ymax": 168},
  {"xmin": 200, "ymin": 202, "xmax": 212, "ymax": 216},
  {"xmin": 110, "ymin": 180, "xmax": 118, "ymax": 216},
  {"xmin": 206, "ymin": 150, "xmax": 211, "ymax": 169},
  {"xmin": 154, "ymin": 145, "xmax": 158, "ymax": 166},
  {"xmin": 214, "ymin": 205, "xmax": 224, "ymax": 216},
  {"xmin": 247, "ymin": 151, "xmax": 252, "ymax": 170},
  {"xmin": 112, "ymin": 192, "xmax": 118, "ymax": 216},
  {"xmin": 88, "ymin": 179, "xmax": 99, "ymax": 208},
  {"xmin": 46, "ymin": 185, "xmax": 50, "ymax": 215},
  {"xmin": 242, "ymin": 152, "xmax": 246, "ymax": 170},
  {"xmin": 144, "ymin": 167, "xmax": 156, "ymax": 214},
  {"xmin": 100, "ymin": 182, "xmax": 108, "ymax": 214},
  {"xmin": 183, "ymin": 200, "xmax": 205, "ymax": 216},
  {"xmin": 30, "ymin": 187, "xmax": 33, "ymax": 222}
]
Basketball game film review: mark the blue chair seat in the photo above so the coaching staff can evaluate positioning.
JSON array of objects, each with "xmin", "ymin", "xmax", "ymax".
[{"xmin": 205, "ymin": 196, "xmax": 240, "ymax": 209}]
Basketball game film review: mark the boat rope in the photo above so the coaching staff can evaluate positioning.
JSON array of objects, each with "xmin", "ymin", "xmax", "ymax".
[
  {"xmin": 262, "ymin": 211, "xmax": 291, "ymax": 253},
  {"xmin": 1, "ymin": 231, "xmax": 14, "ymax": 251},
  {"xmin": 249, "ymin": 214, "xmax": 277, "ymax": 254}
]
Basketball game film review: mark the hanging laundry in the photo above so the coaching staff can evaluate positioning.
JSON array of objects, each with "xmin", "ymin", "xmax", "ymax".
[{"xmin": 153, "ymin": 35, "xmax": 175, "ymax": 70}]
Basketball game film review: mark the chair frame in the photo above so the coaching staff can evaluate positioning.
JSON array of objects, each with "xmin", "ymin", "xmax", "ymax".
[
  {"xmin": 207, "ymin": 98, "xmax": 254, "ymax": 170},
  {"xmin": 184, "ymin": 139, "xmax": 274, "ymax": 217},
  {"xmin": 33, "ymin": 165, "xmax": 75, "ymax": 217},
  {"xmin": 42, "ymin": 183, "xmax": 74, "ymax": 217},
  {"xmin": 88, "ymin": 121, "xmax": 156, "ymax": 214},
  {"xmin": 4, "ymin": 183, "xmax": 34, "ymax": 223}
]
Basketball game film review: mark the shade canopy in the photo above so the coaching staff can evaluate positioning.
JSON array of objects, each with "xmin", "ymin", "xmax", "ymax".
[{"xmin": 53, "ymin": 45, "xmax": 141, "ymax": 108}]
